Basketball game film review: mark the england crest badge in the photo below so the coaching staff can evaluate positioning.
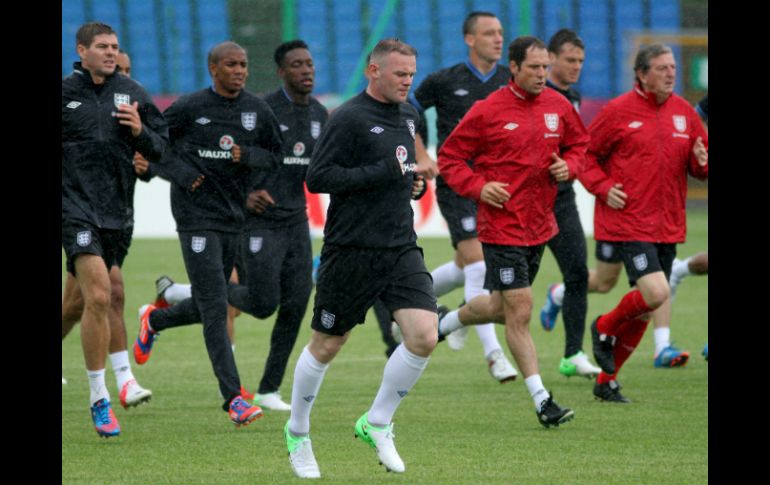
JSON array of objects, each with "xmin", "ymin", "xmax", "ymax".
[
  {"xmin": 242, "ymin": 112, "xmax": 257, "ymax": 131},
  {"xmin": 311, "ymin": 121, "xmax": 321, "ymax": 139},
  {"xmin": 673, "ymin": 115, "xmax": 686, "ymax": 133},
  {"xmin": 544, "ymin": 113, "xmax": 559, "ymax": 132},
  {"xmin": 461, "ymin": 216, "xmax": 476, "ymax": 232},
  {"xmin": 77, "ymin": 231, "xmax": 91, "ymax": 247},
  {"xmin": 114, "ymin": 93, "xmax": 130, "ymax": 108},
  {"xmin": 633, "ymin": 254, "xmax": 648, "ymax": 271},
  {"xmin": 500, "ymin": 268, "xmax": 515, "ymax": 285},
  {"xmin": 191, "ymin": 236, "xmax": 206, "ymax": 253},
  {"xmin": 320, "ymin": 309, "xmax": 336, "ymax": 329}
]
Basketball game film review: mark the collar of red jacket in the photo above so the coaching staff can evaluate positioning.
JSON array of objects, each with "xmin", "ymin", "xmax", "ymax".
[
  {"xmin": 508, "ymin": 80, "xmax": 540, "ymax": 101},
  {"xmin": 633, "ymin": 82, "xmax": 672, "ymax": 107}
]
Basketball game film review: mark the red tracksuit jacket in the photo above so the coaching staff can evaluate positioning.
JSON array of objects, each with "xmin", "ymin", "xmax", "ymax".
[
  {"xmin": 579, "ymin": 85, "xmax": 708, "ymax": 243},
  {"xmin": 438, "ymin": 80, "xmax": 589, "ymax": 246}
]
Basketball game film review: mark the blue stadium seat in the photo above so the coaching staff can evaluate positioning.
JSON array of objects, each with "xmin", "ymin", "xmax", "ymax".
[
  {"xmin": 543, "ymin": 0, "xmax": 575, "ymax": 38},
  {"xmin": 91, "ymin": 0, "xmax": 121, "ymax": 33}
]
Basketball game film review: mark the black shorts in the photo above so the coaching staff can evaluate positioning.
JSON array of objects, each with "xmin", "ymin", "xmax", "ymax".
[
  {"xmin": 62, "ymin": 219, "xmax": 123, "ymax": 275},
  {"xmin": 113, "ymin": 225, "xmax": 134, "ymax": 268},
  {"xmin": 595, "ymin": 240, "xmax": 623, "ymax": 263},
  {"xmin": 616, "ymin": 241, "xmax": 677, "ymax": 287},
  {"xmin": 435, "ymin": 183, "xmax": 478, "ymax": 248},
  {"xmin": 311, "ymin": 244, "xmax": 437, "ymax": 336},
  {"xmin": 482, "ymin": 243, "xmax": 546, "ymax": 291}
]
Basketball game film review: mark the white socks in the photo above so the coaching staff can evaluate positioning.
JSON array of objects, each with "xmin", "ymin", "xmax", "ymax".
[
  {"xmin": 368, "ymin": 344, "xmax": 429, "ymax": 427},
  {"xmin": 551, "ymin": 283, "xmax": 566, "ymax": 306},
  {"xmin": 463, "ymin": 261, "xmax": 502, "ymax": 356},
  {"xmin": 164, "ymin": 283, "xmax": 192, "ymax": 304},
  {"xmin": 288, "ymin": 346, "xmax": 330, "ymax": 436},
  {"xmin": 87, "ymin": 369, "xmax": 109, "ymax": 405},
  {"xmin": 525, "ymin": 374, "xmax": 550, "ymax": 411},
  {"xmin": 109, "ymin": 351, "xmax": 135, "ymax": 390},
  {"xmin": 431, "ymin": 261, "xmax": 465, "ymax": 297},
  {"xmin": 654, "ymin": 327, "xmax": 671, "ymax": 357},
  {"xmin": 438, "ymin": 309, "xmax": 463, "ymax": 336}
]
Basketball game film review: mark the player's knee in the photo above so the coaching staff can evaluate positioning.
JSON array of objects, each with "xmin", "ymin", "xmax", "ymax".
[
  {"xmin": 595, "ymin": 278, "xmax": 618, "ymax": 294},
  {"xmin": 642, "ymin": 286, "xmax": 669, "ymax": 309},
  {"xmin": 84, "ymin": 288, "xmax": 111, "ymax": 314},
  {"xmin": 564, "ymin": 266, "xmax": 589, "ymax": 289}
]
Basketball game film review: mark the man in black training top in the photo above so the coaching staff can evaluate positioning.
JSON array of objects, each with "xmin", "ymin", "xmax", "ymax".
[
  {"xmin": 62, "ymin": 22, "xmax": 168, "ymax": 438},
  {"xmin": 231, "ymin": 39, "xmax": 329, "ymax": 410},
  {"xmin": 283, "ymin": 38, "xmax": 435, "ymax": 479},
  {"xmin": 132, "ymin": 41, "xmax": 282, "ymax": 427}
]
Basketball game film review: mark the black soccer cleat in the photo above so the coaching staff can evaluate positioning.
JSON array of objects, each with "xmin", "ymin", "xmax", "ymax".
[
  {"xmin": 436, "ymin": 305, "xmax": 449, "ymax": 343},
  {"xmin": 591, "ymin": 317, "xmax": 616, "ymax": 375},
  {"xmin": 536, "ymin": 393, "xmax": 575, "ymax": 428},
  {"xmin": 593, "ymin": 380, "xmax": 631, "ymax": 403}
]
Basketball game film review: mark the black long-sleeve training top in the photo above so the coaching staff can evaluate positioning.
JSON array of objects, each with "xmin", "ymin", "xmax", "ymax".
[
  {"xmin": 62, "ymin": 62, "xmax": 169, "ymax": 230},
  {"xmin": 162, "ymin": 87, "xmax": 283, "ymax": 233},
  {"xmin": 244, "ymin": 88, "xmax": 329, "ymax": 229},
  {"xmin": 306, "ymin": 91, "xmax": 424, "ymax": 248}
]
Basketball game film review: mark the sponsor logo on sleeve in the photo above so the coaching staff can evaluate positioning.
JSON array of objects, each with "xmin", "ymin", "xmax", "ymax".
[
  {"xmin": 66, "ymin": 101, "xmax": 82, "ymax": 109},
  {"xmin": 370, "ymin": 126, "xmax": 384, "ymax": 134}
]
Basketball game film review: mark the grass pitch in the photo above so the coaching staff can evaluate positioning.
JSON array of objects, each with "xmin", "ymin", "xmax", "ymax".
[{"xmin": 62, "ymin": 209, "xmax": 707, "ymax": 484}]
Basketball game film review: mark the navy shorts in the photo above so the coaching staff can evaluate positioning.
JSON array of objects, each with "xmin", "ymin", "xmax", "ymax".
[
  {"xmin": 616, "ymin": 241, "xmax": 677, "ymax": 287},
  {"xmin": 311, "ymin": 244, "xmax": 437, "ymax": 336},
  {"xmin": 482, "ymin": 243, "xmax": 546, "ymax": 291},
  {"xmin": 62, "ymin": 219, "xmax": 123, "ymax": 275}
]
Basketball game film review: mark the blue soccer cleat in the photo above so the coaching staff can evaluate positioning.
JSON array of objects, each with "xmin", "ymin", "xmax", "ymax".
[
  {"xmin": 91, "ymin": 398, "xmax": 121, "ymax": 438},
  {"xmin": 653, "ymin": 345, "xmax": 690, "ymax": 368},
  {"xmin": 702, "ymin": 343, "xmax": 708, "ymax": 361},
  {"xmin": 540, "ymin": 284, "xmax": 562, "ymax": 331}
]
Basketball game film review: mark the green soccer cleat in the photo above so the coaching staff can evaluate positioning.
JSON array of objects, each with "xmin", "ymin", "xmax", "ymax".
[
  {"xmin": 284, "ymin": 421, "xmax": 320, "ymax": 479},
  {"xmin": 354, "ymin": 413, "xmax": 405, "ymax": 473},
  {"xmin": 559, "ymin": 351, "xmax": 602, "ymax": 378}
]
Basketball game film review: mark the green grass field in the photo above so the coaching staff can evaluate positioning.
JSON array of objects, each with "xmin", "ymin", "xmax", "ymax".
[{"xmin": 62, "ymin": 209, "xmax": 708, "ymax": 484}]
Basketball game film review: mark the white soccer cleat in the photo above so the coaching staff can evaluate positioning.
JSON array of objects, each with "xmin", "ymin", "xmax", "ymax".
[
  {"xmin": 355, "ymin": 413, "xmax": 405, "ymax": 473},
  {"xmin": 487, "ymin": 349, "xmax": 518, "ymax": 383},
  {"xmin": 285, "ymin": 422, "xmax": 321, "ymax": 479},
  {"xmin": 119, "ymin": 379, "xmax": 152, "ymax": 409},
  {"xmin": 446, "ymin": 326, "xmax": 469, "ymax": 351},
  {"xmin": 390, "ymin": 321, "xmax": 403, "ymax": 344},
  {"xmin": 62, "ymin": 376, "xmax": 67, "ymax": 385},
  {"xmin": 255, "ymin": 392, "xmax": 291, "ymax": 411}
]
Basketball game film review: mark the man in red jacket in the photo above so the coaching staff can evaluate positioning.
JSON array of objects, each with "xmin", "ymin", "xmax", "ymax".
[
  {"xmin": 437, "ymin": 36, "xmax": 588, "ymax": 428},
  {"xmin": 579, "ymin": 44, "xmax": 708, "ymax": 403}
]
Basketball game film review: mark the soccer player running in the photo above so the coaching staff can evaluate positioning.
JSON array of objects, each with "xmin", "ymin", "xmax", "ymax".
[
  {"xmin": 132, "ymin": 41, "xmax": 283, "ymax": 426},
  {"xmin": 409, "ymin": 11, "xmax": 518, "ymax": 383},
  {"xmin": 581, "ymin": 44, "xmax": 708, "ymax": 402},
  {"xmin": 62, "ymin": 22, "xmax": 168, "ymax": 437},
  {"xmin": 61, "ymin": 49, "xmax": 156, "ymax": 410},
  {"xmin": 437, "ymin": 36, "xmax": 586, "ymax": 428},
  {"xmin": 284, "ymin": 39, "xmax": 435, "ymax": 478},
  {"xmin": 536, "ymin": 29, "xmax": 602, "ymax": 378},
  {"xmin": 228, "ymin": 39, "xmax": 329, "ymax": 410}
]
